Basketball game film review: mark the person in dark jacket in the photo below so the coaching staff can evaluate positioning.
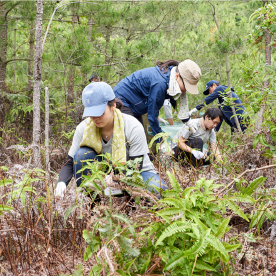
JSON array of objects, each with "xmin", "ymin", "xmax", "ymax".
[
  {"xmin": 113, "ymin": 59, "xmax": 202, "ymax": 136},
  {"xmin": 189, "ymin": 80, "xmax": 249, "ymax": 132}
]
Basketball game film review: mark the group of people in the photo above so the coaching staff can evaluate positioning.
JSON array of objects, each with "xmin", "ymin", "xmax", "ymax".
[{"xmin": 55, "ymin": 59, "xmax": 249, "ymax": 198}]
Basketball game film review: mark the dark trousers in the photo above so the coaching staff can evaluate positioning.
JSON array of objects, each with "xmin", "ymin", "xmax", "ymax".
[
  {"xmin": 121, "ymin": 106, "xmax": 144, "ymax": 127},
  {"xmin": 173, "ymin": 137, "xmax": 210, "ymax": 168},
  {"xmin": 215, "ymin": 111, "xmax": 249, "ymax": 133}
]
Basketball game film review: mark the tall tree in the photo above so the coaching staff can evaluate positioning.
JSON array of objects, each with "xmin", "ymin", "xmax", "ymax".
[{"xmin": 32, "ymin": 0, "xmax": 43, "ymax": 166}]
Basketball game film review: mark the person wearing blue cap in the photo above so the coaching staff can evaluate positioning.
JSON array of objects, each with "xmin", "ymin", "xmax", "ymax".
[
  {"xmin": 189, "ymin": 80, "xmax": 249, "ymax": 132},
  {"xmin": 54, "ymin": 82, "xmax": 167, "ymax": 198},
  {"xmin": 113, "ymin": 59, "xmax": 202, "ymax": 137}
]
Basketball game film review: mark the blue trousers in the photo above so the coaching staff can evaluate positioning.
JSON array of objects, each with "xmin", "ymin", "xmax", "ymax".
[{"xmin": 73, "ymin": 146, "xmax": 167, "ymax": 194}]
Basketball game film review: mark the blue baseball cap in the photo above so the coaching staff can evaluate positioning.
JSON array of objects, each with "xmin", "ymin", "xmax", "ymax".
[
  {"xmin": 203, "ymin": 80, "xmax": 219, "ymax": 95},
  {"xmin": 82, "ymin": 82, "xmax": 115, "ymax": 118}
]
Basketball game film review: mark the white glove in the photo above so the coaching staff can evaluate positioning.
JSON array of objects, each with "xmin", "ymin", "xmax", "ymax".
[
  {"xmin": 104, "ymin": 175, "xmax": 122, "ymax": 196},
  {"xmin": 158, "ymin": 117, "xmax": 169, "ymax": 125},
  {"xmin": 54, "ymin": 181, "xmax": 66, "ymax": 198},
  {"xmin": 189, "ymin": 108, "xmax": 198, "ymax": 116},
  {"xmin": 192, "ymin": 150, "xmax": 205, "ymax": 160},
  {"xmin": 186, "ymin": 120, "xmax": 198, "ymax": 134}
]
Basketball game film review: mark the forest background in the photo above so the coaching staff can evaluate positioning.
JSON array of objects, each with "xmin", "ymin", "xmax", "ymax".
[{"xmin": 0, "ymin": 0, "xmax": 276, "ymax": 275}]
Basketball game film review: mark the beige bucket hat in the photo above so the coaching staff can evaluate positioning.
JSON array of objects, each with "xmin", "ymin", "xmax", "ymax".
[{"xmin": 178, "ymin": 59, "xmax": 202, "ymax": 95}]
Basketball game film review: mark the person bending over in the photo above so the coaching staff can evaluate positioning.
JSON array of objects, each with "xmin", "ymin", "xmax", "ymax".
[
  {"xmin": 113, "ymin": 59, "xmax": 202, "ymax": 137},
  {"xmin": 55, "ymin": 82, "xmax": 167, "ymax": 198},
  {"xmin": 189, "ymin": 80, "xmax": 249, "ymax": 133},
  {"xmin": 173, "ymin": 108, "xmax": 222, "ymax": 168}
]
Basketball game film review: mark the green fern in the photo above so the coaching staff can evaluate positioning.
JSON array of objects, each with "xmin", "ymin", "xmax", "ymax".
[
  {"xmin": 155, "ymin": 221, "xmax": 189, "ymax": 246},
  {"xmin": 215, "ymin": 217, "xmax": 230, "ymax": 239}
]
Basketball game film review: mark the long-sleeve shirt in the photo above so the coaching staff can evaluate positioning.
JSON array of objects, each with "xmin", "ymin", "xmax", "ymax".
[
  {"xmin": 113, "ymin": 66, "xmax": 174, "ymax": 136},
  {"xmin": 195, "ymin": 85, "xmax": 246, "ymax": 123}
]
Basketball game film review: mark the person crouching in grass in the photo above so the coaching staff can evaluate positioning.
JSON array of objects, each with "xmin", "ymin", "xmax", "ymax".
[{"xmin": 173, "ymin": 108, "xmax": 223, "ymax": 168}]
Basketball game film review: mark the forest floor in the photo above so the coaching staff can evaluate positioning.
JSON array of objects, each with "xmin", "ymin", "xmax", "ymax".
[{"xmin": 0, "ymin": 130, "xmax": 275, "ymax": 276}]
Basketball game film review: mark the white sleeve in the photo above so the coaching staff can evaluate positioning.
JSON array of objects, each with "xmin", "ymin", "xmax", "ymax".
[
  {"xmin": 209, "ymin": 129, "xmax": 216, "ymax": 143},
  {"xmin": 180, "ymin": 126, "xmax": 190, "ymax": 140},
  {"xmin": 126, "ymin": 118, "xmax": 149, "ymax": 157},
  {"xmin": 68, "ymin": 120, "xmax": 87, "ymax": 158}
]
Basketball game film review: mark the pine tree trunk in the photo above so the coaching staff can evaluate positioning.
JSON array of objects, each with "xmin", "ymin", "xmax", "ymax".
[
  {"xmin": 0, "ymin": 3, "xmax": 8, "ymax": 140},
  {"xmin": 28, "ymin": 20, "xmax": 35, "ymax": 91},
  {"xmin": 32, "ymin": 0, "xmax": 43, "ymax": 167},
  {"xmin": 68, "ymin": 13, "xmax": 78, "ymax": 104}
]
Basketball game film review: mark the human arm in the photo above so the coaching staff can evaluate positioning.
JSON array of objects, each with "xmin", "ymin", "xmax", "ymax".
[
  {"xmin": 177, "ymin": 136, "xmax": 205, "ymax": 159},
  {"xmin": 195, "ymin": 89, "xmax": 222, "ymax": 110},
  {"xmin": 147, "ymin": 83, "xmax": 167, "ymax": 136},
  {"xmin": 58, "ymin": 155, "xmax": 74, "ymax": 185}
]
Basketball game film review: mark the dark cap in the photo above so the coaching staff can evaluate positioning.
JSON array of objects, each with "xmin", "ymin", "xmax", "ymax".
[{"xmin": 203, "ymin": 80, "xmax": 220, "ymax": 95}]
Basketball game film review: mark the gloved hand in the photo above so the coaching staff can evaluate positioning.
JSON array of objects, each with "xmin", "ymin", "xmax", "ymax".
[
  {"xmin": 189, "ymin": 108, "xmax": 198, "ymax": 116},
  {"xmin": 186, "ymin": 120, "xmax": 198, "ymax": 134},
  {"xmin": 104, "ymin": 175, "xmax": 122, "ymax": 196},
  {"xmin": 158, "ymin": 117, "xmax": 169, "ymax": 125},
  {"xmin": 192, "ymin": 150, "xmax": 205, "ymax": 160},
  {"xmin": 54, "ymin": 181, "xmax": 66, "ymax": 198}
]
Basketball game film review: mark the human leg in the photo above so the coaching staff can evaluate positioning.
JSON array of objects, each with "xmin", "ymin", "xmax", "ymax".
[
  {"xmin": 121, "ymin": 105, "xmax": 144, "ymax": 126},
  {"xmin": 173, "ymin": 137, "xmax": 209, "ymax": 167},
  {"xmin": 141, "ymin": 171, "xmax": 167, "ymax": 197},
  {"xmin": 73, "ymin": 146, "xmax": 103, "ymax": 187}
]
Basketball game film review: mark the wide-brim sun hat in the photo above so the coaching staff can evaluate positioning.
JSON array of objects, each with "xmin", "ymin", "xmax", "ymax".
[
  {"xmin": 178, "ymin": 59, "xmax": 202, "ymax": 95},
  {"xmin": 82, "ymin": 82, "xmax": 115, "ymax": 118}
]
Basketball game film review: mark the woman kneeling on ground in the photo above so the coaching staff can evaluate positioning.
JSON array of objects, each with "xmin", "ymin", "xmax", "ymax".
[{"xmin": 55, "ymin": 82, "xmax": 167, "ymax": 198}]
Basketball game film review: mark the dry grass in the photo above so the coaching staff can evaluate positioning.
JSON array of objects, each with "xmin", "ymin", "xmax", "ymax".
[{"xmin": 0, "ymin": 129, "xmax": 275, "ymax": 275}]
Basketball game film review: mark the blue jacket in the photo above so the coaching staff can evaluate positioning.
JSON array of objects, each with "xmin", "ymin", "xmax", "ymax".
[
  {"xmin": 196, "ymin": 85, "xmax": 245, "ymax": 116},
  {"xmin": 113, "ymin": 66, "xmax": 172, "ymax": 135}
]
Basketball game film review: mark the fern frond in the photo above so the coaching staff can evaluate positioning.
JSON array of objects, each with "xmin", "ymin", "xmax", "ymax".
[
  {"xmin": 205, "ymin": 234, "xmax": 229, "ymax": 262},
  {"xmin": 164, "ymin": 251, "xmax": 188, "ymax": 271},
  {"xmin": 155, "ymin": 221, "xmax": 189, "ymax": 246},
  {"xmin": 227, "ymin": 193, "xmax": 255, "ymax": 204},
  {"xmin": 167, "ymin": 172, "xmax": 182, "ymax": 193},
  {"xmin": 195, "ymin": 260, "xmax": 217, "ymax": 272},
  {"xmin": 223, "ymin": 199, "xmax": 249, "ymax": 222},
  {"xmin": 244, "ymin": 176, "xmax": 267, "ymax": 195},
  {"xmin": 157, "ymin": 207, "xmax": 183, "ymax": 219},
  {"xmin": 183, "ymin": 233, "xmax": 209, "ymax": 256},
  {"xmin": 215, "ymin": 217, "xmax": 230, "ymax": 239},
  {"xmin": 162, "ymin": 189, "xmax": 181, "ymax": 198},
  {"xmin": 159, "ymin": 198, "xmax": 184, "ymax": 208},
  {"xmin": 223, "ymin": 243, "xmax": 241, "ymax": 252}
]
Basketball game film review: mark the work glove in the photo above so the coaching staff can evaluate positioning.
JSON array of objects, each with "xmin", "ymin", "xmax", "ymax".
[
  {"xmin": 186, "ymin": 120, "xmax": 197, "ymax": 134},
  {"xmin": 158, "ymin": 117, "xmax": 169, "ymax": 125},
  {"xmin": 189, "ymin": 108, "xmax": 198, "ymax": 116},
  {"xmin": 104, "ymin": 175, "xmax": 122, "ymax": 196},
  {"xmin": 54, "ymin": 181, "xmax": 66, "ymax": 198},
  {"xmin": 192, "ymin": 150, "xmax": 205, "ymax": 160}
]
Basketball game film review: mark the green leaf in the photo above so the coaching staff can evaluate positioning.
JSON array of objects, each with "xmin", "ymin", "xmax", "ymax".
[
  {"xmin": 167, "ymin": 172, "xmax": 182, "ymax": 192},
  {"xmin": 155, "ymin": 222, "xmax": 189, "ymax": 246},
  {"xmin": 0, "ymin": 204, "xmax": 13, "ymax": 214},
  {"xmin": 195, "ymin": 260, "xmax": 217, "ymax": 272},
  {"xmin": 244, "ymin": 176, "xmax": 267, "ymax": 195},
  {"xmin": 215, "ymin": 217, "xmax": 230, "ymax": 239},
  {"xmin": 224, "ymin": 243, "xmax": 241, "ymax": 252}
]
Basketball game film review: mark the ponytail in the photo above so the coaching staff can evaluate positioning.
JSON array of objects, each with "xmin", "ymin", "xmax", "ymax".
[
  {"xmin": 156, "ymin": 59, "xmax": 179, "ymax": 74},
  {"xmin": 107, "ymin": 98, "xmax": 123, "ymax": 111}
]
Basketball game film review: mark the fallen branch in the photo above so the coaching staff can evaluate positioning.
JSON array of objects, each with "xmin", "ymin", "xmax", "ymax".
[{"xmin": 218, "ymin": 164, "xmax": 276, "ymax": 195}]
